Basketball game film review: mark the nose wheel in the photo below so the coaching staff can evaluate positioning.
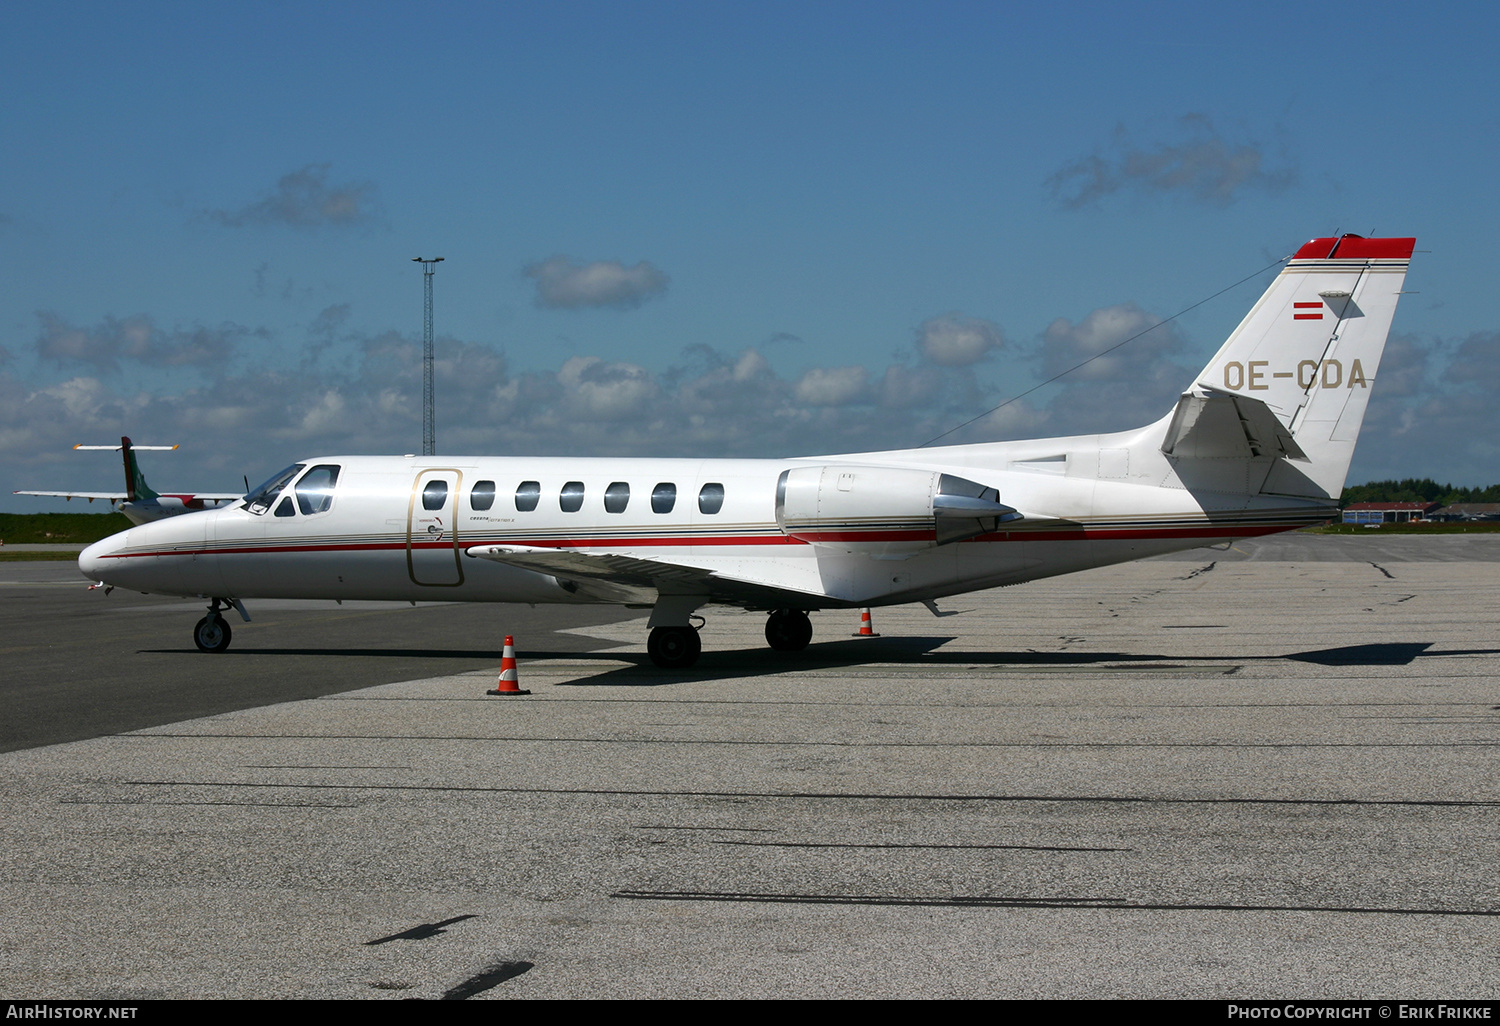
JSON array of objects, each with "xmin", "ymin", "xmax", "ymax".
[
  {"xmin": 764, "ymin": 609, "xmax": 813, "ymax": 652},
  {"xmin": 193, "ymin": 598, "xmax": 236, "ymax": 653},
  {"xmin": 194, "ymin": 613, "xmax": 232, "ymax": 652}
]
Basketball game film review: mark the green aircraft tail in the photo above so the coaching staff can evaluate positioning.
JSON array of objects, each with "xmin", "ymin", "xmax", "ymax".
[{"xmin": 120, "ymin": 437, "xmax": 159, "ymax": 502}]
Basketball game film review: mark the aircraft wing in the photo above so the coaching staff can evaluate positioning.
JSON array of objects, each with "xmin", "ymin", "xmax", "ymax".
[
  {"xmin": 158, "ymin": 492, "xmax": 244, "ymax": 502},
  {"xmin": 15, "ymin": 489, "xmax": 242, "ymax": 503},
  {"xmin": 13, "ymin": 490, "xmax": 127, "ymax": 502},
  {"xmin": 465, "ymin": 544, "xmax": 836, "ymax": 610}
]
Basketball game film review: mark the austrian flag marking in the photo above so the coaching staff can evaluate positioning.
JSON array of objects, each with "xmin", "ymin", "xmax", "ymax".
[{"xmin": 1293, "ymin": 302, "xmax": 1324, "ymax": 320}]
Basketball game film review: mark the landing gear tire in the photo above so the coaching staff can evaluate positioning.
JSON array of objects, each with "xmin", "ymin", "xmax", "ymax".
[
  {"xmin": 648, "ymin": 625, "xmax": 702, "ymax": 669},
  {"xmin": 194, "ymin": 614, "xmax": 232, "ymax": 653},
  {"xmin": 764, "ymin": 609, "xmax": 813, "ymax": 652}
]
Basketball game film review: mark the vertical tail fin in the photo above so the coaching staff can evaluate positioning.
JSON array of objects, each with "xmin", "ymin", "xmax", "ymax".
[
  {"xmin": 1190, "ymin": 234, "xmax": 1414, "ymax": 498},
  {"xmin": 119, "ymin": 437, "xmax": 159, "ymax": 502}
]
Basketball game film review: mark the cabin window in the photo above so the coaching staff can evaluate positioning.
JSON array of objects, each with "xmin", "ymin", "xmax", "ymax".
[
  {"xmin": 560, "ymin": 481, "xmax": 585, "ymax": 513},
  {"xmin": 470, "ymin": 480, "xmax": 496, "ymax": 511},
  {"xmin": 245, "ymin": 464, "xmax": 304, "ymax": 515},
  {"xmin": 294, "ymin": 465, "xmax": 340, "ymax": 515},
  {"xmin": 698, "ymin": 482, "xmax": 725, "ymax": 515},
  {"xmin": 651, "ymin": 482, "xmax": 676, "ymax": 514},
  {"xmin": 604, "ymin": 482, "xmax": 630, "ymax": 513},
  {"xmin": 274, "ymin": 495, "xmax": 296, "ymax": 517},
  {"xmin": 422, "ymin": 480, "xmax": 448, "ymax": 511},
  {"xmin": 515, "ymin": 481, "xmax": 540, "ymax": 512}
]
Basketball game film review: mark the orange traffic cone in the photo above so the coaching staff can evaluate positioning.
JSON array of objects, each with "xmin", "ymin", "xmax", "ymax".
[
  {"xmin": 852, "ymin": 608, "xmax": 879, "ymax": 637},
  {"xmin": 486, "ymin": 635, "xmax": 532, "ymax": 695}
]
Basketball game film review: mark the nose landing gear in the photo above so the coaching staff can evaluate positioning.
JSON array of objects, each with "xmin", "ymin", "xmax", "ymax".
[
  {"xmin": 194, "ymin": 600, "xmax": 232, "ymax": 653},
  {"xmin": 193, "ymin": 597, "xmax": 248, "ymax": 653}
]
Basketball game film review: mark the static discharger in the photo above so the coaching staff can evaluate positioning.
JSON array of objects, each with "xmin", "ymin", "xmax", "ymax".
[
  {"xmin": 486, "ymin": 635, "xmax": 531, "ymax": 696},
  {"xmin": 852, "ymin": 608, "xmax": 879, "ymax": 637}
]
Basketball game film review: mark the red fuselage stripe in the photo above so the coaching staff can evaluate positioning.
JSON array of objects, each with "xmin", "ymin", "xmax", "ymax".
[{"xmin": 101, "ymin": 522, "xmax": 1310, "ymax": 560}]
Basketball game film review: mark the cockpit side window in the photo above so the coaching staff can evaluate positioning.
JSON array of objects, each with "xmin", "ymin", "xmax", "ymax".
[
  {"xmin": 294, "ymin": 465, "xmax": 341, "ymax": 515},
  {"xmin": 274, "ymin": 496, "xmax": 296, "ymax": 517},
  {"xmin": 245, "ymin": 464, "xmax": 305, "ymax": 515}
]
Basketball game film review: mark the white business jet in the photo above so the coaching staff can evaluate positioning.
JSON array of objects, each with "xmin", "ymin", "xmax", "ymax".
[{"xmin": 79, "ymin": 235, "xmax": 1414, "ymax": 667}]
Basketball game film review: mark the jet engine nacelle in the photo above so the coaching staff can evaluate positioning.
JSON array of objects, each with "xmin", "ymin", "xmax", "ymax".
[{"xmin": 775, "ymin": 465, "xmax": 1020, "ymax": 557}]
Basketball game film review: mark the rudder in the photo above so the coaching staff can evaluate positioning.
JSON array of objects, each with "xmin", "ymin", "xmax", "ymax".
[{"xmin": 1192, "ymin": 234, "xmax": 1414, "ymax": 499}]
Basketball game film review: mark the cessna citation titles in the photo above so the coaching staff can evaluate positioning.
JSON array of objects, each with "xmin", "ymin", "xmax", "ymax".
[{"xmin": 80, "ymin": 235, "xmax": 1415, "ymax": 668}]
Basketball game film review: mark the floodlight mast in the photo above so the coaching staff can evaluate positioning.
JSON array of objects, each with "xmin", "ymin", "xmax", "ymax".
[{"xmin": 412, "ymin": 257, "xmax": 444, "ymax": 456}]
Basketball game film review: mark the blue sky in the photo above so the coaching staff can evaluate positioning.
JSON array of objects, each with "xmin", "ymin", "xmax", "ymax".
[{"xmin": 4, "ymin": 1, "xmax": 1496, "ymax": 510}]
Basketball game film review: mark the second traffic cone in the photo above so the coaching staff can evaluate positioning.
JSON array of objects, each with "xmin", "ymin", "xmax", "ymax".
[
  {"xmin": 852, "ymin": 608, "xmax": 879, "ymax": 637},
  {"xmin": 486, "ymin": 635, "xmax": 532, "ymax": 695}
]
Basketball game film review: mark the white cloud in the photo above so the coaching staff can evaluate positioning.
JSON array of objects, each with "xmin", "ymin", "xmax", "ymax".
[
  {"xmin": 557, "ymin": 356, "xmax": 661, "ymax": 421},
  {"xmin": 524, "ymin": 256, "xmax": 669, "ymax": 310},
  {"xmin": 916, "ymin": 315, "xmax": 1005, "ymax": 367},
  {"xmin": 205, "ymin": 164, "xmax": 381, "ymax": 229},
  {"xmin": 879, "ymin": 365, "xmax": 943, "ymax": 409},
  {"xmin": 34, "ymin": 312, "xmax": 248, "ymax": 372},
  {"xmin": 1039, "ymin": 303, "xmax": 1179, "ymax": 381},
  {"xmin": 1047, "ymin": 114, "xmax": 1296, "ymax": 208},
  {"xmin": 1346, "ymin": 331, "xmax": 1500, "ymax": 484},
  {"xmin": 794, "ymin": 365, "xmax": 871, "ymax": 407}
]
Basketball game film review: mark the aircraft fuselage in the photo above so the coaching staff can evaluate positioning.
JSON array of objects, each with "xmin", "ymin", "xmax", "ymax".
[{"xmin": 79, "ymin": 438, "xmax": 1328, "ymax": 610}]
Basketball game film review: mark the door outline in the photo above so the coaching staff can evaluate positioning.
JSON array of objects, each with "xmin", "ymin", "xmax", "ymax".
[{"xmin": 407, "ymin": 468, "xmax": 465, "ymax": 586}]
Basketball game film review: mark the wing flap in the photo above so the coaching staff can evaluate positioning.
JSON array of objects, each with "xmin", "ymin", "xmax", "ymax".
[{"xmin": 465, "ymin": 544, "xmax": 835, "ymax": 610}]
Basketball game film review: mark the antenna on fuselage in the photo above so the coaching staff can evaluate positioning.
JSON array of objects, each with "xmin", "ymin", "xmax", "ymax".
[{"xmin": 412, "ymin": 256, "xmax": 445, "ymax": 456}]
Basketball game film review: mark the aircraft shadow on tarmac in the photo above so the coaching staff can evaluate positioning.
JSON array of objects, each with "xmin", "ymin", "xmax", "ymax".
[
  {"xmin": 139, "ymin": 637, "xmax": 1500, "ymax": 687},
  {"xmin": 554, "ymin": 637, "xmax": 1500, "ymax": 687}
]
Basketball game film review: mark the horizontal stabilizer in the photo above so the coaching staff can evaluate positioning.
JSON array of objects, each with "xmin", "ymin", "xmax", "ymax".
[{"xmin": 1160, "ymin": 390, "xmax": 1308, "ymax": 462}]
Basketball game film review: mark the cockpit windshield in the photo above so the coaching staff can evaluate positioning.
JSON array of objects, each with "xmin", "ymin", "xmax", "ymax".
[{"xmin": 244, "ymin": 464, "xmax": 305, "ymax": 515}]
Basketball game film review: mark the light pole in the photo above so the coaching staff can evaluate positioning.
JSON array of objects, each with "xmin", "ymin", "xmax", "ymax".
[{"xmin": 412, "ymin": 257, "xmax": 444, "ymax": 455}]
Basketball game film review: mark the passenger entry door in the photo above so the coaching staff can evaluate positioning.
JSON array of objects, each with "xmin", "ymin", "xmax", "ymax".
[{"xmin": 407, "ymin": 469, "xmax": 464, "ymax": 586}]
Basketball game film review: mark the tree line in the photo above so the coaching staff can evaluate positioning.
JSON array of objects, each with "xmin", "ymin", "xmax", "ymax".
[{"xmin": 1340, "ymin": 479, "xmax": 1500, "ymax": 506}]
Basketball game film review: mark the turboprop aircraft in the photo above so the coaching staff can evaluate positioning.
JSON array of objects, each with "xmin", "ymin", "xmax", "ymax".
[
  {"xmin": 17, "ymin": 437, "xmax": 241, "ymax": 525},
  {"xmin": 78, "ymin": 234, "xmax": 1415, "ymax": 667}
]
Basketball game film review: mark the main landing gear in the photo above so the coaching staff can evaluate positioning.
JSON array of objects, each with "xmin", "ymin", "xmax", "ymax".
[
  {"xmin": 647, "ymin": 624, "xmax": 702, "ymax": 669},
  {"xmin": 193, "ymin": 598, "xmax": 248, "ymax": 653},
  {"xmin": 642, "ymin": 607, "xmax": 815, "ymax": 669},
  {"xmin": 764, "ymin": 608, "xmax": 813, "ymax": 652}
]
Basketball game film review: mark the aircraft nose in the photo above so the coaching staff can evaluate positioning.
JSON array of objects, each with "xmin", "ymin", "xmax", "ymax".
[{"xmin": 79, "ymin": 531, "xmax": 127, "ymax": 582}]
